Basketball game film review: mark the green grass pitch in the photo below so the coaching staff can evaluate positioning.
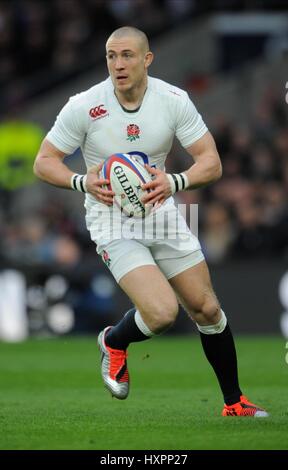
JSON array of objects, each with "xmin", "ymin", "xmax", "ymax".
[{"xmin": 0, "ymin": 335, "xmax": 287, "ymax": 450}]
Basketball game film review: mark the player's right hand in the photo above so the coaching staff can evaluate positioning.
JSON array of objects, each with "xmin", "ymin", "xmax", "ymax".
[{"xmin": 86, "ymin": 163, "xmax": 115, "ymax": 205}]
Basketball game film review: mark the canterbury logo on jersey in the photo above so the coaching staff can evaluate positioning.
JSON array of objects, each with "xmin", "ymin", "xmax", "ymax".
[{"xmin": 89, "ymin": 104, "xmax": 109, "ymax": 120}]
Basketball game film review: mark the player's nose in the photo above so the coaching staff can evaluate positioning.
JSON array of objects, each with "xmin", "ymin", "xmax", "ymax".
[{"xmin": 115, "ymin": 58, "xmax": 125, "ymax": 70}]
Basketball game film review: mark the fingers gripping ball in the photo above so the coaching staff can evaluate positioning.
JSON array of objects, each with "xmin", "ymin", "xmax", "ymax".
[{"xmin": 101, "ymin": 153, "xmax": 152, "ymax": 218}]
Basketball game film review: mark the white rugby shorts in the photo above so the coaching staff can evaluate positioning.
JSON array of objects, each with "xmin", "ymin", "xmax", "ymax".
[{"xmin": 85, "ymin": 197, "xmax": 204, "ymax": 282}]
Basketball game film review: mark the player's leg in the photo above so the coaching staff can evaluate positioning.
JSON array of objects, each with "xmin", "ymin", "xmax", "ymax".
[
  {"xmin": 168, "ymin": 258, "xmax": 242, "ymax": 403},
  {"xmin": 104, "ymin": 263, "xmax": 179, "ymax": 349},
  {"xmin": 97, "ymin": 239, "xmax": 179, "ymax": 399},
  {"xmin": 167, "ymin": 257, "xmax": 268, "ymax": 417}
]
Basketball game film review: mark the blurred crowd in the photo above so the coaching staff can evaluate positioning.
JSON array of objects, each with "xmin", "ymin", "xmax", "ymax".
[
  {"xmin": 0, "ymin": 0, "xmax": 287, "ymax": 272},
  {"xmin": 1, "ymin": 2, "xmax": 287, "ymax": 340},
  {"xmin": 1, "ymin": 0, "xmax": 286, "ymax": 112},
  {"xmin": 174, "ymin": 86, "xmax": 288, "ymax": 263},
  {"xmin": 1, "ymin": 82, "xmax": 287, "ymax": 270},
  {"xmin": 0, "ymin": 0, "xmax": 196, "ymax": 113}
]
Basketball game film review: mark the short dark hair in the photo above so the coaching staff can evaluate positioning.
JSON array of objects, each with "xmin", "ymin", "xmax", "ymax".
[{"xmin": 107, "ymin": 26, "xmax": 149, "ymax": 53}]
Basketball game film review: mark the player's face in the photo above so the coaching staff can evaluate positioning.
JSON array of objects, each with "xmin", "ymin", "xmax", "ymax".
[{"xmin": 106, "ymin": 37, "xmax": 152, "ymax": 94}]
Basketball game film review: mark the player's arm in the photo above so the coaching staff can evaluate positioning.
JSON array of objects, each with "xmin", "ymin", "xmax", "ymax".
[
  {"xmin": 34, "ymin": 138, "xmax": 114, "ymax": 205},
  {"xmin": 182, "ymin": 130, "xmax": 222, "ymax": 189},
  {"xmin": 142, "ymin": 131, "xmax": 222, "ymax": 205},
  {"xmin": 34, "ymin": 138, "xmax": 75, "ymax": 188}
]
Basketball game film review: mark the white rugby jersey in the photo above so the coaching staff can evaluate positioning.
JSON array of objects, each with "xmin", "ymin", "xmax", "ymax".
[
  {"xmin": 46, "ymin": 76, "xmax": 207, "ymax": 206},
  {"xmin": 47, "ymin": 76, "xmax": 206, "ymax": 251}
]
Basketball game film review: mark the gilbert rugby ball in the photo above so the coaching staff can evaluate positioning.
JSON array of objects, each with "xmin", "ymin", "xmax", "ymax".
[{"xmin": 101, "ymin": 152, "xmax": 152, "ymax": 218}]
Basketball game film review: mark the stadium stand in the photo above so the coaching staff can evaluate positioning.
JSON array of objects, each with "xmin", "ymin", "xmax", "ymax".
[{"xmin": 0, "ymin": 2, "xmax": 287, "ymax": 337}]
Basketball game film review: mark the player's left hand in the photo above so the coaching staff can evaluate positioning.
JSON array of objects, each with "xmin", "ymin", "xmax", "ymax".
[{"xmin": 141, "ymin": 165, "xmax": 172, "ymax": 206}]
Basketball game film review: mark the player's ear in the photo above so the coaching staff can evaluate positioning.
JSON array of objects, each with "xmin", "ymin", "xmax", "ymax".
[{"xmin": 144, "ymin": 51, "xmax": 154, "ymax": 69}]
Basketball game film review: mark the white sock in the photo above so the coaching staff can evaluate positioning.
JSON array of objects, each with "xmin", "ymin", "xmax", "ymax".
[
  {"xmin": 134, "ymin": 310, "xmax": 155, "ymax": 337},
  {"xmin": 196, "ymin": 309, "xmax": 227, "ymax": 335}
]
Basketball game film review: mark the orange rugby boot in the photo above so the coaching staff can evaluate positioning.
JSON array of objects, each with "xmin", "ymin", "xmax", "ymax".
[
  {"xmin": 222, "ymin": 395, "xmax": 268, "ymax": 417},
  {"xmin": 98, "ymin": 326, "xmax": 129, "ymax": 400}
]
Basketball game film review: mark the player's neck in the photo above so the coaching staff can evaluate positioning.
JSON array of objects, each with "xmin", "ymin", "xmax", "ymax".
[{"xmin": 114, "ymin": 78, "xmax": 147, "ymax": 111}]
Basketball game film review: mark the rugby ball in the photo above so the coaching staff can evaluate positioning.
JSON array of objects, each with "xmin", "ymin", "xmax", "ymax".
[{"xmin": 101, "ymin": 153, "xmax": 152, "ymax": 218}]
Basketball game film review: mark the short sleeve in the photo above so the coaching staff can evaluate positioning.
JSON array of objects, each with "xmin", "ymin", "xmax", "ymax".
[
  {"xmin": 46, "ymin": 97, "xmax": 85, "ymax": 154},
  {"xmin": 175, "ymin": 92, "xmax": 208, "ymax": 148}
]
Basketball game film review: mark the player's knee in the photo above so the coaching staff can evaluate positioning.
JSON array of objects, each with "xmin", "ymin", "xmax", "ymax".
[
  {"xmin": 201, "ymin": 299, "xmax": 221, "ymax": 323},
  {"xmin": 149, "ymin": 299, "xmax": 179, "ymax": 333}
]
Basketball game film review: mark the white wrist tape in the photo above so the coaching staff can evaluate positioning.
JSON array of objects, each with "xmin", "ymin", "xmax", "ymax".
[
  {"xmin": 167, "ymin": 172, "xmax": 189, "ymax": 195},
  {"xmin": 71, "ymin": 174, "xmax": 87, "ymax": 193}
]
